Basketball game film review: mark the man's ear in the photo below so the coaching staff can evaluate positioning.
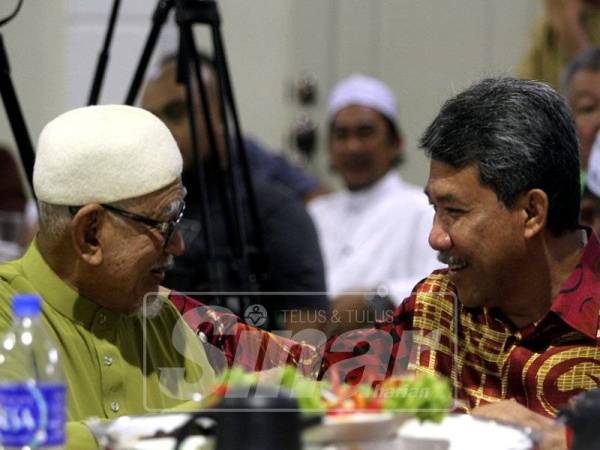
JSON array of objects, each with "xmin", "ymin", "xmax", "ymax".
[
  {"xmin": 70, "ymin": 204, "xmax": 105, "ymax": 266},
  {"xmin": 520, "ymin": 189, "xmax": 549, "ymax": 239}
]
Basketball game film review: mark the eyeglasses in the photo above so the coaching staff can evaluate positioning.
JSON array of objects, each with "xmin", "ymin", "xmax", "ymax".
[{"xmin": 69, "ymin": 202, "xmax": 186, "ymax": 247}]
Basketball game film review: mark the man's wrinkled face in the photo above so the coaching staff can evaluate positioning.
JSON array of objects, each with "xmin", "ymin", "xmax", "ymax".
[
  {"xmin": 425, "ymin": 161, "xmax": 526, "ymax": 310},
  {"xmin": 568, "ymin": 69, "xmax": 600, "ymax": 171},
  {"xmin": 329, "ymin": 105, "xmax": 401, "ymax": 191},
  {"xmin": 141, "ymin": 61, "xmax": 224, "ymax": 173},
  {"xmin": 100, "ymin": 182, "xmax": 186, "ymax": 313}
]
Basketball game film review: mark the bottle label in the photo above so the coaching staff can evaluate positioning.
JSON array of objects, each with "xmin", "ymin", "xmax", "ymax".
[{"xmin": 0, "ymin": 383, "xmax": 66, "ymax": 447}]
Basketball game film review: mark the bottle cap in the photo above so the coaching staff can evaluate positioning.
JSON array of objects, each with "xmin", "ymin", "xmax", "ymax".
[{"xmin": 12, "ymin": 294, "xmax": 42, "ymax": 317}]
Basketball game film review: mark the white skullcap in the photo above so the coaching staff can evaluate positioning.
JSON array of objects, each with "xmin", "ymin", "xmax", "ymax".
[
  {"xmin": 34, "ymin": 105, "xmax": 183, "ymax": 205},
  {"xmin": 327, "ymin": 74, "xmax": 397, "ymax": 123},
  {"xmin": 586, "ymin": 133, "xmax": 600, "ymax": 197}
]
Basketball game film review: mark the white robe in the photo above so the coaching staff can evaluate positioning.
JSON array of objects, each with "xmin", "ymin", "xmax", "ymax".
[{"xmin": 308, "ymin": 170, "xmax": 441, "ymax": 304}]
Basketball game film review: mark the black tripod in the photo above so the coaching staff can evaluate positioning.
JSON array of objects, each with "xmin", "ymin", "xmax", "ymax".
[
  {"xmin": 0, "ymin": 0, "xmax": 35, "ymax": 196},
  {"xmin": 89, "ymin": 0, "xmax": 271, "ymax": 324}
]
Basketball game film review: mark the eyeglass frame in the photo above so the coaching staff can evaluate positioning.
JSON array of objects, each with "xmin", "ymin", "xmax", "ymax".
[{"xmin": 68, "ymin": 202, "xmax": 186, "ymax": 247}]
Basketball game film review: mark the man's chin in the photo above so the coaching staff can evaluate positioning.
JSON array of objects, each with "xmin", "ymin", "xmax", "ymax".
[
  {"xmin": 458, "ymin": 297, "xmax": 480, "ymax": 309},
  {"xmin": 129, "ymin": 285, "xmax": 163, "ymax": 318},
  {"xmin": 141, "ymin": 281, "xmax": 161, "ymax": 300},
  {"xmin": 131, "ymin": 293, "xmax": 164, "ymax": 319},
  {"xmin": 454, "ymin": 286, "xmax": 483, "ymax": 309},
  {"xmin": 344, "ymin": 177, "xmax": 377, "ymax": 191}
]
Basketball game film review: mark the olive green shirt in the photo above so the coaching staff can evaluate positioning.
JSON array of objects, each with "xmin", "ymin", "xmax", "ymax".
[{"xmin": 0, "ymin": 241, "xmax": 216, "ymax": 449}]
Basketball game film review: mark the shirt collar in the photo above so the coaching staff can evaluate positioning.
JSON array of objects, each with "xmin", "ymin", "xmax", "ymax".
[
  {"xmin": 20, "ymin": 239, "xmax": 105, "ymax": 327},
  {"xmin": 344, "ymin": 170, "xmax": 402, "ymax": 211},
  {"xmin": 549, "ymin": 228, "xmax": 600, "ymax": 340}
]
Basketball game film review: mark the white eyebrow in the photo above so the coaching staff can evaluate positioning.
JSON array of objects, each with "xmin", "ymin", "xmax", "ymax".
[
  {"xmin": 159, "ymin": 185, "xmax": 187, "ymax": 218},
  {"xmin": 161, "ymin": 198, "xmax": 184, "ymax": 218}
]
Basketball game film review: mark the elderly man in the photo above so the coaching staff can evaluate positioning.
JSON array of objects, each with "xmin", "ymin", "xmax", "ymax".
[
  {"xmin": 141, "ymin": 54, "xmax": 327, "ymax": 332},
  {"xmin": 307, "ymin": 74, "xmax": 439, "ymax": 329},
  {"xmin": 0, "ymin": 105, "xmax": 216, "ymax": 449},
  {"xmin": 179, "ymin": 78, "xmax": 599, "ymax": 449}
]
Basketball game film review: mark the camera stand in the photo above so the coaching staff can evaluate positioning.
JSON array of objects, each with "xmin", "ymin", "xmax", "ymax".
[{"xmin": 117, "ymin": 0, "xmax": 269, "ymax": 322}]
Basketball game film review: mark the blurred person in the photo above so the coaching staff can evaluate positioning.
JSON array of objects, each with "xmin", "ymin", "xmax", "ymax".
[
  {"xmin": 581, "ymin": 133, "xmax": 600, "ymax": 233},
  {"xmin": 307, "ymin": 74, "xmax": 439, "ymax": 332},
  {"xmin": 561, "ymin": 47, "xmax": 600, "ymax": 178},
  {"xmin": 141, "ymin": 54, "xmax": 328, "ymax": 333},
  {"xmin": 146, "ymin": 53, "xmax": 325, "ymax": 202},
  {"xmin": 0, "ymin": 146, "xmax": 27, "ymax": 212},
  {"xmin": 0, "ymin": 146, "xmax": 38, "ymax": 260},
  {"xmin": 0, "ymin": 105, "xmax": 216, "ymax": 449},
  {"xmin": 518, "ymin": 0, "xmax": 600, "ymax": 89}
]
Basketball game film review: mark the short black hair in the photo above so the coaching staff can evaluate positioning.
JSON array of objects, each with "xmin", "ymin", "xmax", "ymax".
[{"xmin": 420, "ymin": 77, "xmax": 581, "ymax": 235}]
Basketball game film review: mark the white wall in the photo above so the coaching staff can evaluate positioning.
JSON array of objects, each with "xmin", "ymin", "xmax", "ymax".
[
  {"xmin": 0, "ymin": 0, "xmax": 67, "ymax": 153},
  {"xmin": 219, "ymin": 0, "xmax": 295, "ymax": 149}
]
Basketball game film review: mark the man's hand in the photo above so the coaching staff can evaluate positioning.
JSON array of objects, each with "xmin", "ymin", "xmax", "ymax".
[
  {"xmin": 472, "ymin": 399, "xmax": 567, "ymax": 450},
  {"xmin": 325, "ymin": 291, "xmax": 395, "ymax": 337}
]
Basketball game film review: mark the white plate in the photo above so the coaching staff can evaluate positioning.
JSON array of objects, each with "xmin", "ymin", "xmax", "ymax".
[
  {"xmin": 128, "ymin": 436, "xmax": 211, "ymax": 450},
  {"xmin": 87, "ymin": 413, "xmax": 197, "ymax": 449},
  {"xmin": 398, "ymin": 414, "xmax": 534, "ymax": 450},
  {"xmin": 303, "ymin": 412, "xmax": 410, "ymax": 444}
]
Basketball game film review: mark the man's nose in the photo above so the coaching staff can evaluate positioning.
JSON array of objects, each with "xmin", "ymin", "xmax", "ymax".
[
  {"xmin": 165, "ymin": 228, "xmax": 186, "ymax": 256},
  {"xmin": 345, "ymin": 134, "xmax": 363, "ymax": 153},
  {"xmin": 428, "ymin": 215, "xmax": 452, "ymax": 251}
]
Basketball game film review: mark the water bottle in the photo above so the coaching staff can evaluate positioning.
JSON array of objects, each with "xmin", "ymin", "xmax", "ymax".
[{"xmin": 0, "ymin": 294, "xmax": 66, "ymax": 449}]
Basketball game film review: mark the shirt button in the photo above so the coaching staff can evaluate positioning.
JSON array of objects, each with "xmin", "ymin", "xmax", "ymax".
[
  {"xmin": 104, "ymin": 355, "xmax": 113, "ymax": 366},
  {"xmin": 98, "ymin": 314, "xmax": 107, "ymax": 325},
  {"xmin": 111, "ymin": 401, "xmax": 120, "ymax": 412}
]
